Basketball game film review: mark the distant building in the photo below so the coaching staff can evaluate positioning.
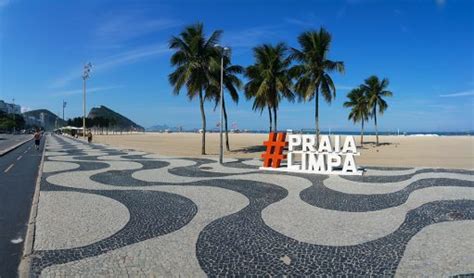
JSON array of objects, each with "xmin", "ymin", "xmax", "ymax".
[{"xmin": 0, "ymin": 100, "xmax": 21, "ymax": 114}]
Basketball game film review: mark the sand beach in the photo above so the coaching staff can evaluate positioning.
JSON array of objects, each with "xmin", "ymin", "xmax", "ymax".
[{"xmin": 91, "ymin": 133, "xmax": 474, "ymax": 169}]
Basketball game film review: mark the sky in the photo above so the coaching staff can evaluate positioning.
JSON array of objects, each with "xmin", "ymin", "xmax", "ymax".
[{"xmin": 0, "ymin": 0, "xmax": 473, "ymax": 132}]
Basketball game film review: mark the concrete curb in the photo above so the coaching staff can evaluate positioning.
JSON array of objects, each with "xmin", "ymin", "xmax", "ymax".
[
  {"xmin": 18, "ymin": 136, "xmax": 47, "ymax": 278},
  {"xmin": 0, "ymin": 138, "xmax": 32, "ymax": 157}
]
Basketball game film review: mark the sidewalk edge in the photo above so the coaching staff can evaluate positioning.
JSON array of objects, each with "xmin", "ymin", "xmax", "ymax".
[
  {"xmin": 18, "ymin": 136, "xmax": 47, "ymax": 278},
  {"xmin": 0, "ymin": 138, "xmax": 32, "ymax": 157}
]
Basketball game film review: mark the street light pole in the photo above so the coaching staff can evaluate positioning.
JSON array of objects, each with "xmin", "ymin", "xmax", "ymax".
[
  {"xmin": 219, "ymin": 52, "xmax": 224, "ymax": 164},
  {"xmin": 62, "ymin": 100, "xmax": 67, "ymax": 123},
  {"xmin": 12, "ymin": 98, "xmax": 15, "ymax": 134},
  {"xmin": 82, "ymin": 63, "xmax": 92, "ymax": 138},
  {"xmin": 83, "ymin": 76, "xmax": 86, "ymax": 138}
]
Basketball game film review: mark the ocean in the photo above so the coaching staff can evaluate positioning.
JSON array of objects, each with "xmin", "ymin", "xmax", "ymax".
[{"xmin": 247, "ymin": 130, "xmax": 472, "ymax": 136}]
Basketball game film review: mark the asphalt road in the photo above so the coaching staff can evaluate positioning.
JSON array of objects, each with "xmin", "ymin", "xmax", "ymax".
[{"xmin": 0, "ymin": 136, "xmax": 45, "ymax": 277}]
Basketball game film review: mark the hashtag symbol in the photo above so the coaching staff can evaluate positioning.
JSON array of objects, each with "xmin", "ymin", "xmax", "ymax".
[{"xmin": 261, "ymin": 132, "xmax": 288, "ymax": 168}]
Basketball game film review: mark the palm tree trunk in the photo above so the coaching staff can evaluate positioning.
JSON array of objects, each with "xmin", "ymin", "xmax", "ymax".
[
  {"xmin": 361, "ymin": 119, "xmax": 364, "ymax": 146},
  {"xmin": 199, "ymin": 89, "xmax": 206, "ymax": 155},
  {"xmin": 268, "ymin": 106, "xmax": 272, "ymax": 132},
  {"xmin": 374, "ymin": 105, "xmax": 378, "ymax": 146},
  {"xmin": 273, "ymin": 106, "xmax": 277, "ymax": 132},
  {"xmin": 222, "ymin": 96, "xmax": 230, "ymax": 151},
  {"xmin": 315, "ymin": 88, "xmax": 320, "ymax": 145}
]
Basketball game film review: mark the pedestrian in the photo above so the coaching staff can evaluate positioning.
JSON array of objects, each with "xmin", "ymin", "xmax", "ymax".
[
  {"xmin": 87, "ymin": 130, "xmax": 93, "ymax": 144},
  {"xmin": 33, "ymin": 129, "xmax": 41, "ymax": 150}
]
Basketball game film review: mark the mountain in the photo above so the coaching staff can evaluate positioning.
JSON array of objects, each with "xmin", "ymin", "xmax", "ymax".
[
  {"xmin": 88, "ymin": 105, "xmax": 144, "ymax": 131},
  {"xmin": 22, "ymin": 109, "xmax": 66, "ymax": 130}
]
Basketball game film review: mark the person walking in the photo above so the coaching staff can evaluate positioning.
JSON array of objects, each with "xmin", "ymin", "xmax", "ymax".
[
  {"xmin": 33, "ymin": 129, "xmax": 41, "ymax": 150},
  {"xmin": 87, "ymin": 130, "xmax": 93, "ymax": 144}
]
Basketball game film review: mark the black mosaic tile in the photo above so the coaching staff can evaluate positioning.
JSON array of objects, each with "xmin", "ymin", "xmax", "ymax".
[
  {"xmin": 300, "ymin": 176, "xmax": 474, "ymax": 212},
  {"xmin": 196, "ymin": 199, "xmax": 474, "ymax": 276},
  {"xmin": 90, "ymin": 160, "xmax": 170, "ymax": 187},
  {"xmin": 364, "ymin": 166, "xmax": 413, "ymax": 171},
  {"xmin": 30, "ymin": 182, "xmax": 198, "ymax": 277},
  {"xmin": 44, "ymin": 159, "xmax": 110, "ymax": 172},
  {"xmin": 31, "ymin": 135, "xmax": 474, "ymax": 277},
  {"xmin": 342, "ymin": 168, "xmax": 473, "ymax": 183}
]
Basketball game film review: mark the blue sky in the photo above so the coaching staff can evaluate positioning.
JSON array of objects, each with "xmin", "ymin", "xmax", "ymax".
[{"xmin": 1, "ymin": 0, "xmax": 473, "ymax": 132}]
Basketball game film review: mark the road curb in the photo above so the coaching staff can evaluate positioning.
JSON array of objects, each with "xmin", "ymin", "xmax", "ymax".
[
  {"xmin": 0, "ymin": 138, "xmax": 32, "ymax": 157},
  {"xmin": 18, "ymin": 136, "xmax": 46, "ymax": 278}
]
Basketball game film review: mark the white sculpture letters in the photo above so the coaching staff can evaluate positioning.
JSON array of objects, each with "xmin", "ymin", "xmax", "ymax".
[{"xmin": 262, "ymin": 135, "xmax": 363, "ymax": 175}]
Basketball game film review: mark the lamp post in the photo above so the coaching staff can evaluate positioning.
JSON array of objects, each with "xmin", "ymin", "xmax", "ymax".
[
  {"xmin": 214, "ymin": 44, "xmax": 229, "ymax": 164},
  {"xmin": 62, "ymin": 100, "xmax": 67, "ymax": 123},
  {"xmin": 12, "ymin": 98, "xmax": 15, "ymax": 134},
  {"xmin": 82, "ymin": 63, "xmax": 92, "ymax": 138}
]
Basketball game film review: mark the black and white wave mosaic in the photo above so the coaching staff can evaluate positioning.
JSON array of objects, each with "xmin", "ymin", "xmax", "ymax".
[{"xmin": 28, "ymin": 134, "xmax": 474, "ymax": 277}]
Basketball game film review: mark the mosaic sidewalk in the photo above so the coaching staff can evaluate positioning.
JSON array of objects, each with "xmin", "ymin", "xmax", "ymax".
[{"xmin": 27, "ymin": 134, "xmax": 474, "ymax": 277}]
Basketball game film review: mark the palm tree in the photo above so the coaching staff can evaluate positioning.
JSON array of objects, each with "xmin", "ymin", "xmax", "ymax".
[
  {"xmin": 246, "ymin": 89, "xmax": 273, "ymax": 132},
  {"xmin": 169, "ymin": 23, "xmax": 222, "ymax": 155},
  {"xmin": 207, "ymin": 53, "xmax": 244, "ymax": 151},
  {"xmin": 361, "ymin": 75, "xmax": 393, "ymax": 145},
  {"xmin": 344, "ymin": 87, "xmax": 370, "ymax": 145},
  {"xmin": 244, "ymin": 43, "xmax": 294, "ymax": 132},
  {"xmin": 290, "ymin": 28, "xmax": 344, "ymax": 144},
  {"xmin": 244, "ymin": 62, "xmax": 272, "ymax": 132}
]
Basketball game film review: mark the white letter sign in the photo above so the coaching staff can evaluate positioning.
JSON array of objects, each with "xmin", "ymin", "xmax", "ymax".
[{"xmin": 260, "ymin": 134, "xmax": 362, "ymax": 175}]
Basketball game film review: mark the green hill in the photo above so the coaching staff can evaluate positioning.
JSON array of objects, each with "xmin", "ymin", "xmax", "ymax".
[{"xmin": 88, "ymin": 105, "xmax": 144, "ymax": 131}]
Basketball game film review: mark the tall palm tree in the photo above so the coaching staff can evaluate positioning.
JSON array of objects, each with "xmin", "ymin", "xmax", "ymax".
[
  {"xmin": 244, "ymin": 62, "xmax": 272, "ymax": 132},
  {"xmin": 361, "ymin": 75, "xmax": 393, "ymax": 145},
  {"xmin": 246, "ymin": 89, "xmax": 273, "ymax": 132},
  {"xmin": 344, "ymin": 87, "xmax": 370, "ymax": 145},
  {"xmin": 244, "ymin": 43, "xmax": 294, "ymax": 132},
  {"xmin": 168, "ymin": 23, "xmax": 222, "ymax": 155},
  {"xmin": 290, "ymin": 28, "xmax": 344, "ymax": 144},
  {"xmin": 207, "ymin": 53, "xmax": 244, "ymax": 151}
]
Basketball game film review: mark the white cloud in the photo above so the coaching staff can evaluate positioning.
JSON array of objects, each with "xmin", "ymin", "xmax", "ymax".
[
  {"xmin": 49, "ymin": 10, "xmax": 177, "ymax": 89},
  {"xmin": 285, "ymin": 13, "xmax": 322, "ymax": 27},
  {"xmin": 95, "ymin": 13, "xmax": 180, "ymax": 47},
  {"xmin": 336, "ymin": 85, "xmax": 355, "ymax": 90},
  {"xmin": 435, "ymin": 0, "xmax": 446, "ymax": 7},
  {"xmin": 285, "ymin": 18, "xmax": 315, "ymax": 27},
  {"xmin": 223, "ymin": 25, "xmax": 283, "ymax": 48},
  {"xmin": 439, "ymin": 90, "xmax": 474, "ymax": 97},
  {"xmin": 50, "ymin": 43, "xmax": 169, "ymax": 88},
  {"xmin": 50, "ymin": 67, "xmax": 85, "ymax": 89},
  {"xmin": 21, "ymin": 106, "xmax": 30, "ymax": 113},
  {"xmin": 50, "ymin": 85, "xmax": 122, "ymax": 97},
  {"xmin": 94, "ymin": 43, "xmax": 169, "ymax": 71},
  {"xmin": 0, "ymin": 0, "xmax": 10, "ymax": 8}
]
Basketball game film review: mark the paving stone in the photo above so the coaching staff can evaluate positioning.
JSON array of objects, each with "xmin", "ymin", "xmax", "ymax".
[{"xmin": 29, "ymin": 134, "xmax": 474, "ymax": 277}]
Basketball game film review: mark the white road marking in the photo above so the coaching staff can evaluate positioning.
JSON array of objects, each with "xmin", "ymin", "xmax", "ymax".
[
  {"xmin": 4, "ymin": 164, "xmax": 14, "ymax": 173},
  {"xmin": 17, "ymin": 155, "xmax": 23, "ymax": 161},
  {"xmin": 24, "ymin": 150, "xmax": 28, "ymax": 154}
]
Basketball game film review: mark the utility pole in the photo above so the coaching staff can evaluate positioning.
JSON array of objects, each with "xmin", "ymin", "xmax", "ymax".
[{"xmin": 82, "ymin": 63, "xmax": 92, "ymax": 138}]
